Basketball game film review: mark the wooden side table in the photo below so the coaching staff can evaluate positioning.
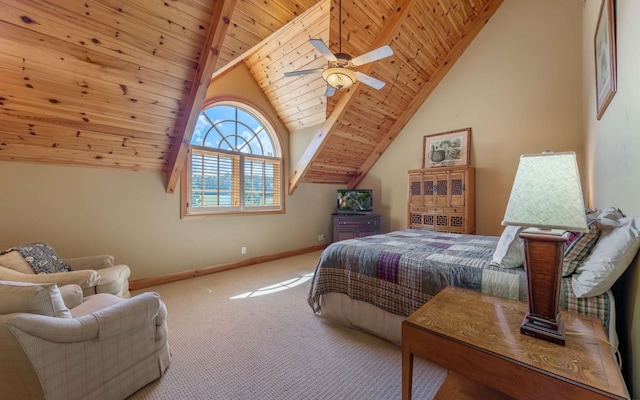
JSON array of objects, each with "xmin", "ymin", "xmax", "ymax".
[{"xmin": 402, "ymin": 286, "xmax": 629, "ymax": 400}]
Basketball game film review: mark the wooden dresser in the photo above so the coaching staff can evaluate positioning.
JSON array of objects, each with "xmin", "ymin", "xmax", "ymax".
[{"xmin": 407, "ymin": 166, "xmax": 475, "ymax": 234}]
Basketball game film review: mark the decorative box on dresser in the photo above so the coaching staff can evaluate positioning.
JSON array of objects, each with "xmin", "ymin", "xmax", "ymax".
[
  {"xmin": 407, "ymin": 166, "xmax": 475, "ymax": 234},
  {"xmin": 332, "ymin": 213, "xmax": 381, "ymax": 242}
]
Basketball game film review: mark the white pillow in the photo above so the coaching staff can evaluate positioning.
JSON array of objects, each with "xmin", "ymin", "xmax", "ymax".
[
  {"xmin": 490, "ymin": 226, "xmax": 525, "ymax": 268},
  {"xmin": 595, "ymin": 206, "xmax": 625, "ymax": 221},
  {"xmin": 572, "ymin": 217, "xmax": 640, "ymax": 298},
  {"xmin": 0, "ymin": 281, "xmax": 72, "ymax": 318}
]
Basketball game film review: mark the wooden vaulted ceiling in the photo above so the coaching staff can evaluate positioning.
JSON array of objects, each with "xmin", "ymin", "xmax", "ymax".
[{"xmin": 0, "ymin": 0, "xmax": 504, "ymax": 194}]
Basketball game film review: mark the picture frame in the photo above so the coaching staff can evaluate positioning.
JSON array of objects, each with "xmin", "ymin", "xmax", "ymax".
[
  {"xmin": 594, "ymin": 0, "xmax": 617, "ymax": 120},
  {"xmin": 423, "ymin": 128, "xmax": 471, "ymax": 169}
]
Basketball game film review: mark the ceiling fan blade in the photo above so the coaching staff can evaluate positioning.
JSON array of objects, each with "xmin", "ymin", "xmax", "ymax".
[
  {"xmin": 284, "ymin": 68, "xmax": 324, "ymax": 77},
  {"xmin": 350, "ymin": 45, "xmax": 393, "ymax": 67},
  {"xmin": 324, "ymin": 85, "xmax": 336, "ymax": 97},
  {"xmin": 309, "ymin": 39, "xmax": 337, "ymax": 62},
  {"xmin": 355, "ymin": 71, "xmax": 386, "ymax": 90}
]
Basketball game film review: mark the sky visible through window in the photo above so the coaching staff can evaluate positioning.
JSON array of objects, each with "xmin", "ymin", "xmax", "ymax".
[{"xmin": 191, "ymin": 105, "xmax": 275, "ymax": 157}]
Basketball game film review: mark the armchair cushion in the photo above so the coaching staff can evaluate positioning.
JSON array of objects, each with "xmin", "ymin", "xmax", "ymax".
[
  {"xmin": 95, "ymin": 264, "xmax": 131, "ymax": 298},
  {"xmin": 0, "ymin": 281, "xmax": 71, "ymax": 318},
  {"xmin": 0, "ymin": 249, "xmax": 34, "ymax": 274},
  {"xmin": 0, "ymin": 265, "xmax": 99, "ymax": 289},
  {"xmin": 65, "ymin": 254, "xmax": 114, "ymax": 270},
  {"xmin": 59, "ymin": 284, "xmax": 83, "ymax": 309},
  {"xmin": 0, "ymin": 243, "xmax": 70, "ymax": 274}
]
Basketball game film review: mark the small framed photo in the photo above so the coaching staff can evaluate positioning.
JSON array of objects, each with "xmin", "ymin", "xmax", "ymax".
[
  {"xmin": 594, "ymin": 0, "xmax": 617, "ymax": 120},
  {"xmin": 423, "ymin": 128, "xmax": 471, "ymax": 169}
]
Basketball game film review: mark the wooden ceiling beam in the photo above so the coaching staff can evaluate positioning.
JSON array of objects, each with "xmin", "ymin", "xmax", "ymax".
[
  {"xmin": 165, "ymin": 0, "xmax": 237, "ymax": 193},
  {"xmin": 288, "ymin": 0, "xmax": 418, "ymax": 195},
  {"xmin": 347, "ymin": 0, "xmax": 505, "ymax": 189}
]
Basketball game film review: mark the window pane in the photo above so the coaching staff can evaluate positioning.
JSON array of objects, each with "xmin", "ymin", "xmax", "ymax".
[
  {"xmin": 191, "ymin": 150, "xmax": 239, "ymax": 209},
  {"xmin": 245, "ymin": 160, "xmax": 262, "ymax": 206},
  {"xmin": 214, "ymin": 121, "xmax": 237, "ymax": 150},
  {"xmin": 238, "ymin": 123, "xmax": 256, "ymax": 143},
  {"xmin": 203, "ymin": 129, "xmax": 224, "ymax": 148},
  {"xmin": 257, "ymin": 130, "xmax": 274, "ymax": 156},
  {"xmin": 237, "ymin": 109, "xmax": 261, "ymax": 132},
  {"xmin": 237, "ymin": 139, "xmax": 248, "ymax": 153},
  {"xmin": 217, "ymin": 155, "xmax": 236, "ymax": 206},
  {"xmin": 191, "ymin": 154, "xmax": 204, "ymax": 207},
  {"xmin": 246, "ymin": 137, "xmax": 263, "ymax": 155},
  {"xmin": 200, "ymin": 105, "xmax": 276, "ymax": 157},
  {"xmin": 191, "ymin": 115, "xmax": 212, "ymax": 145},
  {"xmin": 204, "ymin": 105, "xmax": 235, "ymax": 123}
]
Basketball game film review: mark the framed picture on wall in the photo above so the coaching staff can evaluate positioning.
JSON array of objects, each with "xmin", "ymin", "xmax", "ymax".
[
  {"xmin": 594, "ymin": 0, "xmax": 617, "ymax": 120},
  {"xmin": 423, "ymin": 128, "xmax": 471, "ymax": 169}
]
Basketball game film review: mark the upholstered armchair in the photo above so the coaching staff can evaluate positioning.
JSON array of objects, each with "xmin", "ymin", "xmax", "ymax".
[
  {"xmin": 0, "ymin": 244, "xmax": 131, "ymax": 298},
  {"xmin": 0, "ymin": 281, "xmax": 170, "ymax": 400}
]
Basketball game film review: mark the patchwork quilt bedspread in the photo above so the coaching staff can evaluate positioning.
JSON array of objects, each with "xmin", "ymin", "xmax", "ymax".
[{"xmin": 307, "ymin": 229, "xmax": 612, "ymax": 335}]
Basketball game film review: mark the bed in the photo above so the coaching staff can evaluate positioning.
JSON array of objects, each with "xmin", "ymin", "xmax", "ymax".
[{"xmin": 307, "ymin": 229, "xmax": 618, "ymax": 346}]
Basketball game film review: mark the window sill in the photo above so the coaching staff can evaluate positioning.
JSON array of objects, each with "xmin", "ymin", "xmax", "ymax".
[{"xmin": 181, "ymin": 209, "xmax": 285, "ymax": 219}]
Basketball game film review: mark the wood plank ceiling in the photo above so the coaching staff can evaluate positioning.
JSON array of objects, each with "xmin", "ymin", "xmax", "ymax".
[{"xmin": 0, "ymin": 0, "xmax": 504, "ymax": 194}]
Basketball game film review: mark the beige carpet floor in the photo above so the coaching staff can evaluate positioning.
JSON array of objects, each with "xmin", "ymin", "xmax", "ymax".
[{"xmin": 128, "ymin": 251, "xmax": 446, "ymax": 399}]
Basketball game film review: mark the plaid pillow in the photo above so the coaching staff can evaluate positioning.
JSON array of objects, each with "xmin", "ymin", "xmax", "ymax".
[
  {"xmin": 562, "ymin": 223, "xmax": 600, "ymax": 277},
  {"xmin": 564, "ymin": 231, "xmax": 582, "ymax": 250}
]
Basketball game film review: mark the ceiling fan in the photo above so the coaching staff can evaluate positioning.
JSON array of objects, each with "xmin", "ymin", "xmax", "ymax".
[{"xmin": 284, "ymin": 0, "xmax": 394, "ymax": 97}]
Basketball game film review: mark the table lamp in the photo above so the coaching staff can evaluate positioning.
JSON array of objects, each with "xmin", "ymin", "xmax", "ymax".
[{"xmin": 502, "ymin": 151, "xmax": 588, "ymax": 345}]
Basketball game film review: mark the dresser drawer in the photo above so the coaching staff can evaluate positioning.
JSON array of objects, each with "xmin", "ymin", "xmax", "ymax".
[
  {"xmin": 335, "ymin": 217, "xmax": 378, "ymax": 226},
  {"xmin": 332, "ymin": 214, "xmax": 381, "ymax": 242}
]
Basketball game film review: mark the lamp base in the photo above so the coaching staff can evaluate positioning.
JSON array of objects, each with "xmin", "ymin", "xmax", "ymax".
[
  {"xmin": 521, "ymin": 313, "xmax": 566, "ymax": 345},
  {"xmin": 519, "ymin": 229, "xmax": 569, "ymax": 346}
]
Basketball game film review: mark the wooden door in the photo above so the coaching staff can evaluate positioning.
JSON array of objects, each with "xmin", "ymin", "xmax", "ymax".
[
  {"xmin": 408, "ymin": 172, "xmax": 423, "ymax": 209},
  {"xmin": 434, "ymin": 172, "xmax": 450, "ymax": 207},
  {"xmin": 449, "ymin": 170, "xmax": 466, "ymax": 207},
  {"xmin": 421, "ymin": 172, "xmax": 436, "ymax": 206}
]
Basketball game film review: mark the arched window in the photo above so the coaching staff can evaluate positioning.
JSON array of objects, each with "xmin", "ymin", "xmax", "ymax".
[{"xmin": 182, "ymin": 101, "xmax": 283, "ymax": 216}]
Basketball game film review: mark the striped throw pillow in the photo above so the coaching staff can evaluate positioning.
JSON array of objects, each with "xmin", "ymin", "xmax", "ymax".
[{"xmin": 562, "ymin": 223, "xmax": 600, "ymax": 277}]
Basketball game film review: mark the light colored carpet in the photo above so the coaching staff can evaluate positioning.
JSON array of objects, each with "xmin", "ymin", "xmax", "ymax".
[{"xmin": 128, "ymin": 251, "xmax": 446, "ymax": 399}]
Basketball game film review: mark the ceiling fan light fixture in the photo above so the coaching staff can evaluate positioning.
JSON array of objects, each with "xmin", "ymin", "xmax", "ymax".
[{"xmin": 323, "ymin": 68, "xmax": 357, "ymax": 90}]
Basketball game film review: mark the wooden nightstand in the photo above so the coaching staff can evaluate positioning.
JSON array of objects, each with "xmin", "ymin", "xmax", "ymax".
[{"xmin": 402, "ymin": 286, "xmax": 629, "ymax": 400}]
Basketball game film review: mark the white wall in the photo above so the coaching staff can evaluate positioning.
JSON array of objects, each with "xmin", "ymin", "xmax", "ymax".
[
  {"xmin": 290, "ymin": 123, "xmax": 323, "ymax": 169},
  {"xmin": 583, "ymin": 0, "xmax": 640, "ymax": 397},
  {"xmin": 584, "ymin": 0, "xmax": 640, "ymax": 211},
  {"xmin": 360, "ymin": 0, "xmax": 584, "ymax": 236}
]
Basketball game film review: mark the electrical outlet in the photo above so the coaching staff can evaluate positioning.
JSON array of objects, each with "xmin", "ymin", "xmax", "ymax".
[
  {"xmin": 241, "ymin": 246, "xmax": 247, "ymax": 254},
  {"xmin": 317, "ymin": 234, "xmax": 325, "ymax": 242}
]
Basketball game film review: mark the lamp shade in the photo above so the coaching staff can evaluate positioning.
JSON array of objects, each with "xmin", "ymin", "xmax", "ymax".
[
  {"xmin": 502, "ymin": 151, "xmax": 588, "ymax": 232},
  {"xmin": 323, "ymin": 68, "xmax": 357, "ymax": 90}
]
